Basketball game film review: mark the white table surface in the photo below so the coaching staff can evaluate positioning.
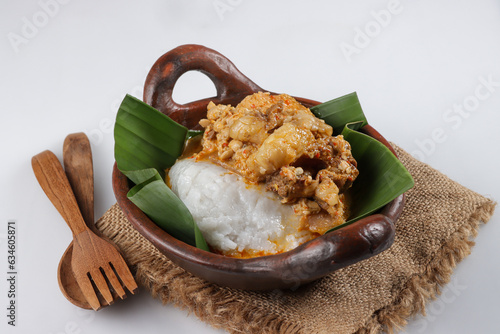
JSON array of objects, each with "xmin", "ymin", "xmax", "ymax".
[{"xmin": 1, "ymin": 1, "xmax": 499, "ymax": 333}]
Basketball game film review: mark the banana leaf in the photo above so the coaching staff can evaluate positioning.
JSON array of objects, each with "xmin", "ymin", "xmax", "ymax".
[
  {"xmin": 114, "ymin": 95, "xmax": 208, "ymax": 251},
  {"xmin": 114, "ymin": 92, "xmax": 413, "ymax": 251},
  {"xmin": 337, "ymin": 122, "xmax": 413, "ymax": 229},
  {"xmin": 311, "ymin": 92, "xmax": 368, "ymax": 135},
  {"xmin": 311, "ymin": 95, "xmax": 414, "ymax": 232}
]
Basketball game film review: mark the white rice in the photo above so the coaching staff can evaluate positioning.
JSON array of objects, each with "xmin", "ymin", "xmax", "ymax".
[{"xmin": 168, "ymin": 159, "xmax": 314, "ymax": 257}]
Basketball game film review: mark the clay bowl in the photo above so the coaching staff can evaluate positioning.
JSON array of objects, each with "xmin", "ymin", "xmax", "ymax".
[{"xmin": 112, "ymin": 44, "xmax": 405, "ymax": 290}]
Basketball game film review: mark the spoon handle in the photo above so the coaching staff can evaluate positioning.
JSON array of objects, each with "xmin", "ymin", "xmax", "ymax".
[
  {"xmin": 32, "ymin": 150, "xmax": 88, "ymax": 236},
  {"xmin": 63, "ymin": 133, "xmax": 94, "ymax": 229}
]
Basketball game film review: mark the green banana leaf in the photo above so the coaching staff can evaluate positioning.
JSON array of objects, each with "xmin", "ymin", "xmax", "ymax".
[
  {"xmin": 114, "ymin": 92, "xmax": 414, "ymax": 251},
  {"xmin": 311, "ymin": 94, "xmax": 414, "ymax": 232},
  {"xmin": 338, "ymin": 122, "xmax": 413, "ymax": 229},
  {"xmin": 311, "ymin": 92, "xmax": 368, "ymax": 135},
  {"xmin": 114, "ymin": 95, "xmax": 209, "ymax": 251}
]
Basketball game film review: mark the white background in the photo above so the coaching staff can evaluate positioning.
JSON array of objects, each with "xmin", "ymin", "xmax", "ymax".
[{"xmin": 1, "ymin": 0, "xmax": 499, "ymax": 333}]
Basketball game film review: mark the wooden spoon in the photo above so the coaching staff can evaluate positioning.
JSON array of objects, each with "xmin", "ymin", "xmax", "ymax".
[
  {"xmin": 57, "ymin": 133, "xmax": 131, "ymax": 309},
  {"xmin": 33, "ymin": 147, "xmax": 137, "ymax": 311},
  {"xmin": 56, "ymin": 133, "xmax": 95, "ymax": 309}
]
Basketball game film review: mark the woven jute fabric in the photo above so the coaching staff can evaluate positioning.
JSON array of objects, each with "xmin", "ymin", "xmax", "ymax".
[{"xmin": 96, "ymin": 145, "xmax": 495, "ymax": 334}]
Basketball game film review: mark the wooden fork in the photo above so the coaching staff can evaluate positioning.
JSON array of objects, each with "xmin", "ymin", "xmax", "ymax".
[{"xmin": 32, "ymin": 150, "xmax": 137, "ymax": 310}]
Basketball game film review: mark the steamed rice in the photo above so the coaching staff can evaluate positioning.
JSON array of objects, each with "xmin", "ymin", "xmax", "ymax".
[{"xmin": 168, "ymin": 159, "xmax": 316, "ymax": 258}]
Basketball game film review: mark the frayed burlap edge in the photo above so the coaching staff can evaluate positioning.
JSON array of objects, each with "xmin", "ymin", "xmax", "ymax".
[
  {"xmin": 355, "ymin": 200, "xmax": 496, "ymax": 334},
  {"xmin": 97, "ymin": 203, "xmax": 307, "ymax": 334},
  {"xmin": 97, "ymin": 198, "xmax": 495, "ymax": 334}
]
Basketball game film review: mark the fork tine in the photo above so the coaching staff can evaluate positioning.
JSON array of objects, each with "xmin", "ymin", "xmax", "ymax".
[
  {"xmin": 110, "ymin": 259, "xmax": 138, "ymax": 294},
  {"xmin": 102, "ymin": 263, "xmax": 126, "ymax": 299},
  {"xmin": 90, "ymin": 268, "xmax": 114, "ymax": 305},
  {"xmin": 77, "ymin": 274, "xmax": 102, "ymax": 311}
]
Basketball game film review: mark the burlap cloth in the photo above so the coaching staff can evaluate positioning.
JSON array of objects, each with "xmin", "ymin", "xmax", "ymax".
[{"xmin": 96, "ymin": 145, "xmax": 496, "ymax": 334}]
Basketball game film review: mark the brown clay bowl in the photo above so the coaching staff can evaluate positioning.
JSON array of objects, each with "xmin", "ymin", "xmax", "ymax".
[{"xmin": 112, "ymin": 44, "xmax": 405, "ymax": 290}]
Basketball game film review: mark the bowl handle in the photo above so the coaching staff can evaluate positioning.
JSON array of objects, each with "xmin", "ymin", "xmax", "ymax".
[{"xmin": 144, "ymin": 44, "xmax": 264, "ymax": 129}]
